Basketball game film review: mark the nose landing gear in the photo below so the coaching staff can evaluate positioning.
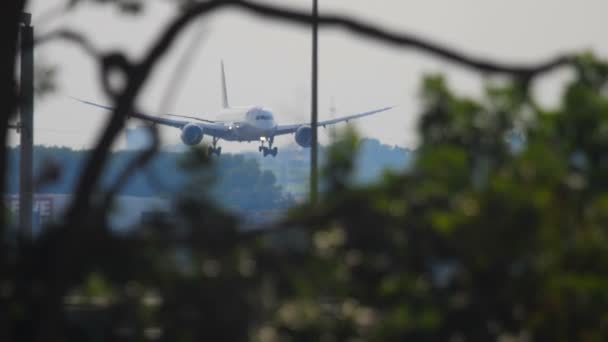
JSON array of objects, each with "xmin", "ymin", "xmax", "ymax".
[{"xmin": 259, "ymin": 136, "xmax": 278, "ymax": 157}]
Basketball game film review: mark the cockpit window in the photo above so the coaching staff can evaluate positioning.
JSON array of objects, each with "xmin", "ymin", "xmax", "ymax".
[{"xmin": 251, "ymin": 108, "xmax": 273, "ymax": 121}]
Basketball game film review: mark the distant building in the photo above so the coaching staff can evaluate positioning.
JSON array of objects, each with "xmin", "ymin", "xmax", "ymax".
[
  {"xmin": 4, "ymin": 194, "xmax": 169, "ymax": 234},
  {"xmin": 4, "ymin": 194, "xmax": 286, "ymax": 234},
  {"xmin": 5, "ymin": 194, "xmax": 56, "ymax": 235}
]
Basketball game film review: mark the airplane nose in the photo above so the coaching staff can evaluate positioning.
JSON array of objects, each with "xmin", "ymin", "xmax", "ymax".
[{"xmin": 258, "ymin": 120, "xmax": 275, "ymax": 129}]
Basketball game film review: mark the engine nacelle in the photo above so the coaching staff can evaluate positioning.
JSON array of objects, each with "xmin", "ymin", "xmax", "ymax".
[
  {"xmin": 295, "ymin": 125, "xmax": 312, "ymax": 147},
  {"xmin": 180, "ymin": 124, "xmax": 204, "ymax": 146}
]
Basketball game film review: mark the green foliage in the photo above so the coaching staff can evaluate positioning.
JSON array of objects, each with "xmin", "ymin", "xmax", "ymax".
[
  {"xmin": 273, "ymin": 53, "xmax": 608, "ymax": 341},
  {"xmin": 5, "ymin": 53, "xmax": 608, "ymax": 341}
]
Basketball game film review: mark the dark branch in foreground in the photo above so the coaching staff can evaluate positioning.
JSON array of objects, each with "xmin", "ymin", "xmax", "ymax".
[
  {"xmin": 202, "ymin": 0, "xmax": 575, "ymax": 78},
  {"xmin": 35, "ymin": 30, "xmax": 100, "ymax": 59}
]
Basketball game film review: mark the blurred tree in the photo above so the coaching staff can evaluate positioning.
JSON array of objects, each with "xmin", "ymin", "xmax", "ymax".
[
  {"xmin": 270, "ymin": 53, "xmax": 608, "ymax": 341},
  {"xmin": 2, "ymin": 1, "xmax": 606, "ymax": 341},
  {"xmin": 6, "ymin": 146, "xmax": 294, "ymax": 212}
]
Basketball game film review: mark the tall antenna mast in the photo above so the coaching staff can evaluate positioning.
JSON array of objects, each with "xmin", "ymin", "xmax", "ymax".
[{"xmin": 310, "ymin": 0, "xmax": 319, "ymax": 203}]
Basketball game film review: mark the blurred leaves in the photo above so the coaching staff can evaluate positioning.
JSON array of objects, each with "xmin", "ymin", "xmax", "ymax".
[
  {"xmin": 272, "ymin": 53, "xmax": 608, "ymax": 341},
  {"xmin": 6, "ymin": 0, "xmax": 607, "ymax": 340},
  {"xmin": 34, "ymin": 62, "xmax": 57, "ymax": 98},
  {"xmin": 6, "ymin": 52, "xmax": 608, "ymax": 341},
  {"xmin": 8, "ymin": 6, "xmax": 608, "ymax": 337}
]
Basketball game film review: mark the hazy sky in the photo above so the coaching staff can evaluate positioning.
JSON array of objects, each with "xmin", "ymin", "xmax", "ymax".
[{"xmin": 18, "ymin": 0, "xmax": 608, "ymax": 153}]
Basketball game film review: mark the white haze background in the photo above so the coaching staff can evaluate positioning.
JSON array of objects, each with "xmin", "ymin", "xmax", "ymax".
[{"xmin": 15, "ymin": 0, "xmax": 608, "ymax": 153}]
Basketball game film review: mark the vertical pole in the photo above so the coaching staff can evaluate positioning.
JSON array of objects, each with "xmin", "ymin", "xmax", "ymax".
[
  {"xmin": 310, "ymin": 0, "xmax": 318, "ymax": 203},
  {"xmin": 19, "ymin": 13, "xmax": 34, "ymax": 239}
]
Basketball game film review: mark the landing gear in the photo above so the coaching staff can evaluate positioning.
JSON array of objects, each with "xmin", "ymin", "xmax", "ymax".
[
  {"xmin": 207, "ymin": 146, "xmax": 221, "ymax": 156},
  {"xmin": 208, "ymin": 137, "xmax": 222, "ymax": 156},
  {"xmin": 259, "ymin": 136, "xmax": 278, "ymax": 157},
  {"xmin": 262, "ymin": 147, "xmax": 278, "ymax": 157}
]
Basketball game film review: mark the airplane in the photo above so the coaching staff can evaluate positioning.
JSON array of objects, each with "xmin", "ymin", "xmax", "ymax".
[{"xmin": 73, "ymin": 62, "xmax": 393, "ymax": 157}]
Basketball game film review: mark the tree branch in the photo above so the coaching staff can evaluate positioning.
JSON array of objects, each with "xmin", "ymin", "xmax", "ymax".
[
  {"xmin": 35, "ymin": 29, "xmax": 100, "ymax": 59},
  {"xmin": 195, "ymin": 1, "xmax": 575, "ymax": 79}
]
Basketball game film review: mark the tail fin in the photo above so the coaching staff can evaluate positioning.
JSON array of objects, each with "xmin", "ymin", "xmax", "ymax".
[{"xmin": 221, "ymin": 60, "xmax": 230, "ymax": 109}]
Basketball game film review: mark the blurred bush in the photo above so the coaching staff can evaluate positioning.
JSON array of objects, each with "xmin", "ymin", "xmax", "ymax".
[
  {"xmin": 4, "ymin": 53, "xmax": 608, "ymax": 342},
  {"xmin": 272, "ymin": 53, "xmax": 608, "ymax": 341}
]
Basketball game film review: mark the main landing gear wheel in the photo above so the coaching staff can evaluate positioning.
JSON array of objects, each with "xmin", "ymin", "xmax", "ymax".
[
  {"xmin": 261, "ymin": 147, "xmax": 278, "ymax": 157},
  {"xmin": 260, "ymin": 137, "xmax": 277, "ymax": 157},
  {"xmin": 208, "ymin": 146, "xmax": 221, "ymax": 156},
  {"xmin": 208, "ymin": 137, "xmax": 222, "ymax": 156}
]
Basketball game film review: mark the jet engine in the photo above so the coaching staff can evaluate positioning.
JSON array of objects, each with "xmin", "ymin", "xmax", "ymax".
[
  {"xmin": 294, "ymin": 125, "xmax": 312, "ymax": 147},
  {"xmin": 180, "ymin": 124, "xmax": 204, "ymax": 146}
]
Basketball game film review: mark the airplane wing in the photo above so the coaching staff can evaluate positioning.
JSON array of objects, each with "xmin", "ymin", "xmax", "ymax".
[
  {"xmin": 163, "ymin": 113, "xmax": 217, "ymax": 123},
  {"xmin": 71, "ymin": 97, "xmax": 230, "ymax": 137},
  {"xmin": 274, "ymin": 106, "xmax": 394, "ymax": 136}
]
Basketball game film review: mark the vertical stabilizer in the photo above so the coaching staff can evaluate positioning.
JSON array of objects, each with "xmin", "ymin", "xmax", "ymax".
[{"xmin": 221, "ymin": 60, "xmax": 230, "ymax": 109}]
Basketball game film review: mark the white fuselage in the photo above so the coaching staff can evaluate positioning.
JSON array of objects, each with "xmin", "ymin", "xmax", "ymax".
[{"xmin": 216, "ymin": 106, "xmax": 278, "ymax": 141}]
